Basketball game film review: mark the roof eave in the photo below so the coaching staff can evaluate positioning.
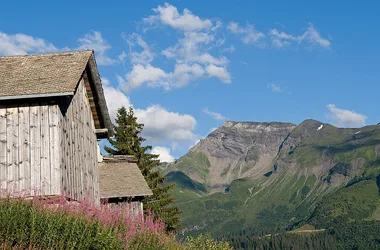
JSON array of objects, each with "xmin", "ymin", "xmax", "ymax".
[
  {"xmin": 100, "ymin": 193, "xmax": 153, "ymax": 199},
  {"xmin": 0, "ymin": 92, "xmax": 74, "ymax": 101},
  {"xmin": 87, "ymin": 52, "xmax": 113, "ymax": 138}
]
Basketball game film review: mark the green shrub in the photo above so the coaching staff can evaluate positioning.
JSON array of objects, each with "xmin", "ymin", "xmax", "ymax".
[{"xmin": 185, "ymin": 234, "xmax": 233, "ymax": 250}]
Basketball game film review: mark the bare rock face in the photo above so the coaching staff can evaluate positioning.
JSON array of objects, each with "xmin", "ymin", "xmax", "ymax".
[
  {"xmin": 168, "ymin": 119, "xmax": 380, "ymax": 193},
  {"xmin": 185, "ymin": 121, "xmax": 296, "ymax": 192}
]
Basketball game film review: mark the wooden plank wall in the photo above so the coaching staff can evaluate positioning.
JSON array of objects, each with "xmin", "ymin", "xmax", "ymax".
[
  {"xmin": 106, "ymin": 201, "xmax": 144, "ymax": 218},
  {"xmin": 60, "ymin": 79, "xmax": 99, "ymax": 204},
  {"xmin": 0, "ymin": 103, "xmax": 61, "ymax": 196}
]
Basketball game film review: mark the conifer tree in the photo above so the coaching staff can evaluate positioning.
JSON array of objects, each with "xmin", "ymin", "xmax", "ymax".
[{"xmin": 105, "ymin": 106, "xmax": 181, "ymax": 232}]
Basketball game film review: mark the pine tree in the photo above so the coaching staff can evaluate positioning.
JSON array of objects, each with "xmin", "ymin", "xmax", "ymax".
[{"xmin": 105, "ymin": 106, "xmax": 181, "ymax": 232}]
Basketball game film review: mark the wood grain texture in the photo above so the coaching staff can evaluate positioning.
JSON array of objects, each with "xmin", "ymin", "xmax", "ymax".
[
  {"xmin": 0, "ymin": 106, "xmax": 6, "ymax": 190},
  {"xmin": 0, "ymin": 104, "xmax": 61, "ymax": 196},
  {"xmin": 59, "ymin": 78, "xmax": 99, "ymax": 204},
  {"xmin": 18, "ymin": 105, "xmax": 30, "ymax": 193}
]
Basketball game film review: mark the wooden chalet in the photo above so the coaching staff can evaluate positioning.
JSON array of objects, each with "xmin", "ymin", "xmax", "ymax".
[{"xmin": 0, "ymin": 50, "xmax": 112, "ymax": 204}]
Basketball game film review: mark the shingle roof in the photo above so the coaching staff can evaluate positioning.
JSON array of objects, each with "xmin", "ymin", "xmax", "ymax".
[
  {"xmin": 99, "ymin": 159, "xmax": 153, "ymax": 199},
  {"xmin": 0, "ymin": 50, "xmax": 93, "ymax": 97},
  {"xmin": 0, "ymin": 50, "xmax": 113, "ymax": 137}
]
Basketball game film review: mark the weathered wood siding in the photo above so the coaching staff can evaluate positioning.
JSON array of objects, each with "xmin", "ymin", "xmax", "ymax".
[
  {"xmin": 106, "ymin": 201, "xmax": 144, "ymax": 218},
  {"xmin": 59, "ymin": 79, "xmax": 99, "ymax": 204},
  {"xmin": 0, "ymin": 103, "xmax": 60, "ymax": 196}
]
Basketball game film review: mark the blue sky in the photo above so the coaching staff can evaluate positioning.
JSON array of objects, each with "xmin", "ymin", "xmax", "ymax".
[{"xmin": 1, "ymin": 1, "xmax": 379, "ymax": 161}]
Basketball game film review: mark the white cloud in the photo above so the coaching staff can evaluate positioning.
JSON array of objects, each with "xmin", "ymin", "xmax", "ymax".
[
  {"xmin": 144, "ymin": 3, "xmax": 213, "ymax": 31},
  {"xmin": 118, "ymin": 50, "xmax": 127, "ymax": 62},
  {"xmin": 125, "ymin": 64, "xmax": 169, "ymax": 89},
  {"xmin": 121, "ymin": 62, "xmax": 209, "ymax": 90},
  {"xmin": 300, "ymin": 23, "xmax": 331, "ymax": 48},
  {"xmin": 103, "ymin": 84, "xmax": 132, "ymax": 123},
  {"xmin": 101, "ymin": 77, "xmax": 111, "ymax": 86},
  {"xmin": 102, "ymin": 82, "xmax": 197, "ymax": 149},
  {"xmin": 223, "ymin": 45, "xmax": 235, "ymax": 53},
  {"xmin": 118, "ymin": 4, "xmax": 231, "ymax": 91},
  {"xmin": 77, "ymin": 31, "xmax": 116, "ymax": 65},
  {"xmin": 0, "ymin": 32, "xmax": 58, "ymax": 56},
  {"xmin": 0, "ymin": 31, "xmax": 118, "ymax": 66},
  {"xmin": 268, "ymin": 29, "xmax": 297, "ymax": 48},
  {"xmin": 203, "ymin": 108, "xmax": 226, "ymax": 121},
  {"xmin": 205, "ymin": 64, "xmax": 231, "ymax": 83},
  {"xmin": 171, "ymin": 63, "xmax": 205, "ymax": 87},
  {"xmin": 326, "ymin": 104, "xmax": 367, "ymax": 128},
  {"xmin": 151, "ymin": 146, "xmax": 175, "ymax": 163},
  {"xmin": 267, "ymin": 83, "xmax": 282, "ymax": 92},
  {"xmin": 269, "ymin": 23, "xmax": 331, "ymax": 48},
  {"xmin": 123, "ymin": 33, "xmax": 154, "ymax": 65},
  {"xmin": 162, "ymin": 31, "xmax": 228, "ymax": 66},
  {"xmin": 227, "ymin": 21, "xmax": 265, "ymax": 45},
  {"xmin": 135, "ymin": 105, "xmax": 197, "ymax": 142}
]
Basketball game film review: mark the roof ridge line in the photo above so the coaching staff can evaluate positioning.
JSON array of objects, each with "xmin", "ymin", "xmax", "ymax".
[{"xmin": 0, "ymin": 50, "xmax": 93, "ymax": 58}]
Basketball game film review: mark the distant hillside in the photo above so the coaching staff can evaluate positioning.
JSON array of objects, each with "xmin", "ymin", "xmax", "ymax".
[{"xmin": 161, "ymin": 119, "xmax": 380, "ymax": 237}]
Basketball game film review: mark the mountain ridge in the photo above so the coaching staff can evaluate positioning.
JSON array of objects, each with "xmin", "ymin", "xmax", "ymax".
[{"xmin": 162, "ymin": 119, "xmax": 380, "ymax": 237}]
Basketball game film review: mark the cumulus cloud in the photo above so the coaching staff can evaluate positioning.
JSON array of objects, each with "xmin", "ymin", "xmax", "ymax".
[
  {"xmin": 120, "ymin": 62, "xmax": 209, "ymax": 91},
  {"xmin": 171, "ymin": 63, "xmax": 205, "ymax": 87},
  {"xmin": 122, "ymin": 33, "xmax": 154, "ymax": 65},
  {"xmin": 0, "ymin": 30, "xmax": 118, "ymax": 66},
  {"xmin": 125, "ymin": 64, "xmax": 169, "ymax": 89},
  {"xmin": 0, "ymin": 32, "xmax": 58, "ymax": 56},
  {"xmin": 203, "ymin": 108, "xmax": 226, "ymax": 121},
  {"xmin": 205, "ymin": 64, "xmax": 231, "ymax": 83},
  {"xmin": 102, "ymin": 80, "xmax": 198, "ymax": 150},
  {"xmin": 326, "ymin": 104, "xmax": 367, "ymax": 128},
  {"xmin": 143, "ymin": 3, "xmax": 213, "ymax": 31},
  {"xmin": 151, "ymin": 146, "xmax": 175, "ymax": 163},
  {"xmin": 269, "ymin": 23, "xmax": 331, "ymax": 48},
  {"xmin": 135, "ymin": 105, "xmax": 197, "ymax": 142},
  {"xmin": 227, "ymin": 21, "xmax": 265, "ymax": 45},
  {"xmin": 113, "ymin": 3, "xmax": 232, "ymax": 91},
  {"xmin": 103, "ymin": 84, "xmax": 132, "ymax": 123},
  {"xmin": 267, "ymin": 83, "xmax": 282, "ymax": 92},
  {"xmin": 77, "ymin": 31, "xmax": 117, "ymax": 65},
  {"xmin": 119, "ymin": 29, "xmax": 231, "ymax": 89},
  {"xmin": 161, "ymin": 31, "xmax": 228, "ymax": 66}
]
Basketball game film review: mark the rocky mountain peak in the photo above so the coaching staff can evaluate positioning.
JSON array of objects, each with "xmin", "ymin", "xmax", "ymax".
[{"xmin": 176, "ymin": 121, "xmax": 296, "ymax": 191}]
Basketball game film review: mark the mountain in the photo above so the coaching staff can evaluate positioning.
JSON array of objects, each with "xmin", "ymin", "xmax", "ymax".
[{"xmin": 161, "ymin": 119, "xmax": 380, "ymax": 238}]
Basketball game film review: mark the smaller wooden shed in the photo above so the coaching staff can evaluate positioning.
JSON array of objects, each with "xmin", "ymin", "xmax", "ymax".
[{"xmin": 99, "ymin": 155, "xmax": 152, "ymax": 217}]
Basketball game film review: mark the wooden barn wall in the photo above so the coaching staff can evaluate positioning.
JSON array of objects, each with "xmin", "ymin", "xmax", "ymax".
[
  {"xmin": 106, "ymin": 201, "xmax": 144, "ymax": 218},
  {"xmin": 0, "ymin": 103, "xmax": 61, "ymax": 196},
  {"xmin": 59, "ymin": 78, "xmax": 99, "ymax": 204}
]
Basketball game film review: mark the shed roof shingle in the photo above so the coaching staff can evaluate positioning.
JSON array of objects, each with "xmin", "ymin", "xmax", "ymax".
[
  {"xmin": 99, "ymin": 161, "xmax": 153, "ymax": 199},
  {"xmin": 0, "ymin": 50, "xmax": 93, "ymax": 97}
]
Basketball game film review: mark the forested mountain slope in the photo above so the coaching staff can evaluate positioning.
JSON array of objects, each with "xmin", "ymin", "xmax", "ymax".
[{"xmin": 161, "ymin": 120, "xmax": 380, "ymax": 239}]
